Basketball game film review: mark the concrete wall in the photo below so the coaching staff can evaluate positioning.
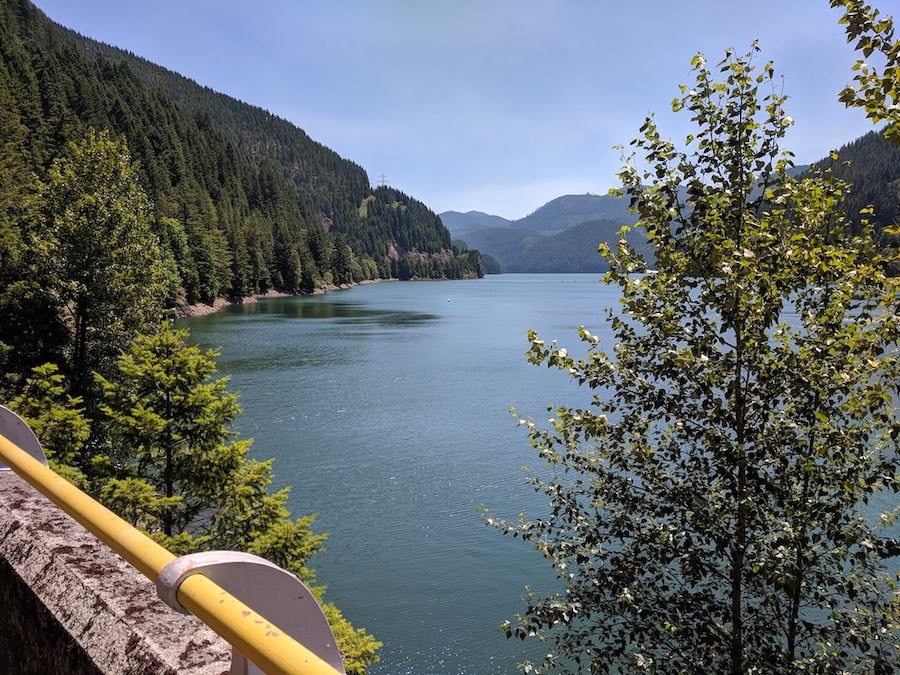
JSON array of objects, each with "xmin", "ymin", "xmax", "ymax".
[{"xmin": 0, "ymin": 471, "xmax": 231, "ymax": 674}]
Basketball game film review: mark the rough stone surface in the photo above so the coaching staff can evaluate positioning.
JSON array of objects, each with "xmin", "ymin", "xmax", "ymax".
[{"xmin": 0, "ymin": 471, "xmax": 231, "ymax": 674}]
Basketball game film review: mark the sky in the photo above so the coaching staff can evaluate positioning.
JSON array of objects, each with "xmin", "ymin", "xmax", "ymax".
[{"xmin": 33, "ymin": 0, "xmax": 891, "ymax": 220}]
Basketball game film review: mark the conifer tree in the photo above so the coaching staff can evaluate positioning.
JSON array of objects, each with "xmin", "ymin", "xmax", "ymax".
[
  {"xmin": 10, "ymin": 363, "xmax": 90, "ymax": 488},
  {"xmin": 95, "ymin": 324, "xmax": 382, "ymax": 672}
]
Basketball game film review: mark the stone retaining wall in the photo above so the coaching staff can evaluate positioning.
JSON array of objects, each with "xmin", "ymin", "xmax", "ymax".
[{"xmin": 0, "ymin": 471, "xmax": 231, "ymax": 674}]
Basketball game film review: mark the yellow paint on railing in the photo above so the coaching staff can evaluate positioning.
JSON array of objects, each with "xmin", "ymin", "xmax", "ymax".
[{"xmin": 0, "ymin": 433, "xmax": 341, "ymax": 675}]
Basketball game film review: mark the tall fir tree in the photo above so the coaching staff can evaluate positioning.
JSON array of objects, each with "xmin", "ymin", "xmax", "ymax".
[{"xmin": 94, "ymin": 324, "xmax": 382, "ymax": 673}]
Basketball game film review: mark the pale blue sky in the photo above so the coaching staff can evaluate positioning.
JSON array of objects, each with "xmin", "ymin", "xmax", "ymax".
[{"xmin": 34, "ymin": 1, "xmax": 889, "ymax": 219}]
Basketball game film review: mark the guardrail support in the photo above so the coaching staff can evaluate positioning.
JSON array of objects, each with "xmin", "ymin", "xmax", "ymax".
[
  {"xmin": 0, "ymin": 409, "xmax": 344, "ymax": 675},
  {"xmin": 0, "ymin": 405, "xmax": 47, "ymax": 469},
  {"xmin": 157, "ymin": 551, "xmax": 346, "ymax": 675}
]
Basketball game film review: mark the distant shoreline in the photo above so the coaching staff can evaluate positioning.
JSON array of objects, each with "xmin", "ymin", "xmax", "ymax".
[
  {"xmin": 175, "ymin": 273, "xmax": 492, "ymax": 319},
  {"xmin": 174, "ymin": 278, "xmax": 396, "ymax": 319}
]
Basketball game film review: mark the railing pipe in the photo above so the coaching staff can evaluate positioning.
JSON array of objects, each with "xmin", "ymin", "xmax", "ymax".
[{"xmin": 0, "ymin": 432, "xmax": 341, "ymax": 675}]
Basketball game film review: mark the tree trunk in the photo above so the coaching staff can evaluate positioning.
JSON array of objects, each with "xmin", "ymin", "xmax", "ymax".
[
  {"xmin": 731, "ymin": 462, "xmax": 746, "ymax": 675},
  {"xmin": 73, "ymin": 300, "xmax": 87, "ymax": 396},
  {"xmin": 730, "ymin": 319, "xmax": 746, "ymax": 675},
  {"xmin": 163, "ymin": 391, "xmax": 173, "ymax": 536},
  {"xmin": 787, "ymin": 419, "xmax": 816, "ymax": 663},
  {"xmin": 786, "ymin": 482, "xmax": 805, "ymax": 662}
]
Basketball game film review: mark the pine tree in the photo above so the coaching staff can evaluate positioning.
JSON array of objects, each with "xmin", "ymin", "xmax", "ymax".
[
  {"xmin": 95, "ymin": 324, "xmax": 382, "ymax": 672},
  {"xmin": 10, "ymin": 363, "xmax": 90, "ymax": 488}
]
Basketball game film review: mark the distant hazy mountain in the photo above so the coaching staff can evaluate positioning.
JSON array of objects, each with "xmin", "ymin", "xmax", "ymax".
[
  {"xmin": 513, "ymin": 194, "xmax": 634, "ymax": 234},
  {"xmin": 439, "ymin": 210, "xmax": 512, "ymax": 237},
  {"xmin": 460, "ymin": 220, "xmax": 652, "ymax": 274},
  {"xmin": 442, "ymin": 194, "xmax": 638, "ymax": 272},
  {"xmin": 508, "ymin": 219, "xmax": 651, "ymax": 273},
  {"xmin": 446, "ymin": 131, "xmax": 898, "ymax": 275},
  {"xmin": 460, "ymin": 228, "xmax": 539, "ymax": 271}
]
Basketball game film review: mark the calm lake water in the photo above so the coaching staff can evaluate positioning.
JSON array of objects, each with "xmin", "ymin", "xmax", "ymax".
[
  {"xmin": 180, "ymin": 273, "xmax": 896, "ymax": 674},
  {"xmin": 182, "ymin": 273, "xmax": 612, "ymax": 674}
]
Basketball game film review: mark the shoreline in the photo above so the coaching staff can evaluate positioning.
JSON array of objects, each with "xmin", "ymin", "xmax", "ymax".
[{"xmin": 174, "ymin": 278, "xmax": 397, "ymax": 319}]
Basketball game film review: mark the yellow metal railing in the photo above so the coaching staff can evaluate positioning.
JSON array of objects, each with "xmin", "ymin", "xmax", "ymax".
[{"xmin": 0, "ymin": 432, "xmax": 342, "ymax": 675}]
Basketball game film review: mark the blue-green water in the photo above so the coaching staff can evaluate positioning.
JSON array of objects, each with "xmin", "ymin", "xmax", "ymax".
[
  {"xmin": 183, "ymin": 274, "xmax": 610, "ymax": 674},
  {"xmin": 181, "ymin": 273, "xmax": 896, "ymax": 673}
]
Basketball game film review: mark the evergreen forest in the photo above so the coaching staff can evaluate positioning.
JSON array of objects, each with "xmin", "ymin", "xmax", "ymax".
[
  {"xmin": 0, "ymin": 0, "xmax": 482, "ymax": 374},
  {"xmin": 810, "ymin": 127, "xmax": 900, "ymax": 243},
  {"xmin": 0, "ymin": 0, "xmax": 487, "ymax": 670}
]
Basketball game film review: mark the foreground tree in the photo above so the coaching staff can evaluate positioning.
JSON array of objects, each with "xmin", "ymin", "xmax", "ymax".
[
  {"xmin": 10, "ymin": 363, "xmax": 90, "ymax": 488},
  {"xmin": 94, "ymin": 324, "xmax": 381, "ymax": 673},
  {"xmin": 831, "ymin": 0, "xmax": 898, "ymax": 142},
  {"xmin": 490, "ymin": 46, "xmax": 898, "ymax": 673},
  {"xmin": 35, "ymin": 129, "xmax": 175, "ymax": 397}
]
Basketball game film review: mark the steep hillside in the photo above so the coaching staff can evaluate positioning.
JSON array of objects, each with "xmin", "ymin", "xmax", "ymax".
[
  {"xmin": 513, "ymin": 194, "xmax": 634, "ymax": 234},
  {"xmin": 453, "ymin": 238, "xmax": 502, "ymax": 274},
  {"xmin": 507, "ymin": 219, "xmax": 652, "ymax": 273},
  {"xmin": 439, "ymin": 210, "xmax": 512, "ymax": 237},
  {"xmin": 810, "ymin": 128, "xmax": 899, "ymax": 237},
  {"xmin": 63, "ymin": 27, "xmax": 371, "ymax": 232},
  {"xmin": 461, "ymin": 227, "xmax": 540, "ymax": 271},
  {"xmin": 0, "ymin": 0, "xmax": 481, "ymax": 309}
]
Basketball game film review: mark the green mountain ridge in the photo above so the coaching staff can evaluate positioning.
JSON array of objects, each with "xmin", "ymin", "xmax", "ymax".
[
  {"xmin": 447, "ymin": 132, "xmax": 897, "ymax": 273},
  {"xmin": 809, "ymin": 128, "xmax": 899, "ymax": 237},
  {"xmin": 513, "ymin": 193, "xmax": 634, "ymax": 235},
  {"xmin": 439, "ymin": 210, "xmax": 511, "ymax": 237},
  {"xmin": 0, "ymin": 0, "xmax": 482, "ymax": 311},
  {"xmin": 440, "ymin": 193, "xmax": 633, "ymax": 239},
  {"xmin": 462, "ymin": 218, "xmax": 650, "ymax": 274},
  {"xmin": 508, "ymin": 218, "xmax": 652, "ymax": 273},
  {"xmin": 60, "ymin": 26, "xmax": 370, "ymax": 230},
  {"xmin": 442, "ymin": 194, "xmax": 640, "ymax": 272}
]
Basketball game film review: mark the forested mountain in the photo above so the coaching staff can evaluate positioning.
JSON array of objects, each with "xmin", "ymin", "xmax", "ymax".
[
  {"xmin": 348, "ymin": 187, "xmax": 484, "ymax": 280},
  {"xmin": 508, "ymin": 219, "xmax": 651, "ymax": 273},
  {"xmin": 443, "ymin": 194, "xmax": 639, "ymax": 272},
  {"xmin": 0, "ymin": 0, "xmax": 481, "ymax": 310},
  {"xmin": 512, "ymin": 194, "xmax": 634, "ymax": 234},
  {"xmin": 460, "ymin": 227, "xmax": 541, "ymax": 272},
  {"xmin": 810, "ymin": 128, "xmax": 899, "ymax": 239},
  {"xmin": 440, "ymin": 194, "xmax": 633, "ymax": 240},
  {"xmin": 440, "ymin": 210, "xmax": 512, "ymax": 237},
  {"xmin": 63, "ymin": 27, "xmax": 371, "ymax": 240},
  {"xmin": 462, "ymin": 218, "xmax": 650, "ymax": 273}
]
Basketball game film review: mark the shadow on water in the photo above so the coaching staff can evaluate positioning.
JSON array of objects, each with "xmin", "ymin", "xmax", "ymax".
[{"xmin": 238, "ymin": 297, "xmax": 440, "ymax": 326}]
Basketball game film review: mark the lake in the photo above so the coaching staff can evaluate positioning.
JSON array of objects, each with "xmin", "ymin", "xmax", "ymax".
[
  {"xmin": 182, "ymin": 273, "xmax": 612, "ymax": 674},
  {"xmin": 180, "ymin": 273, "xmax": 896, "ymax": 674}
]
